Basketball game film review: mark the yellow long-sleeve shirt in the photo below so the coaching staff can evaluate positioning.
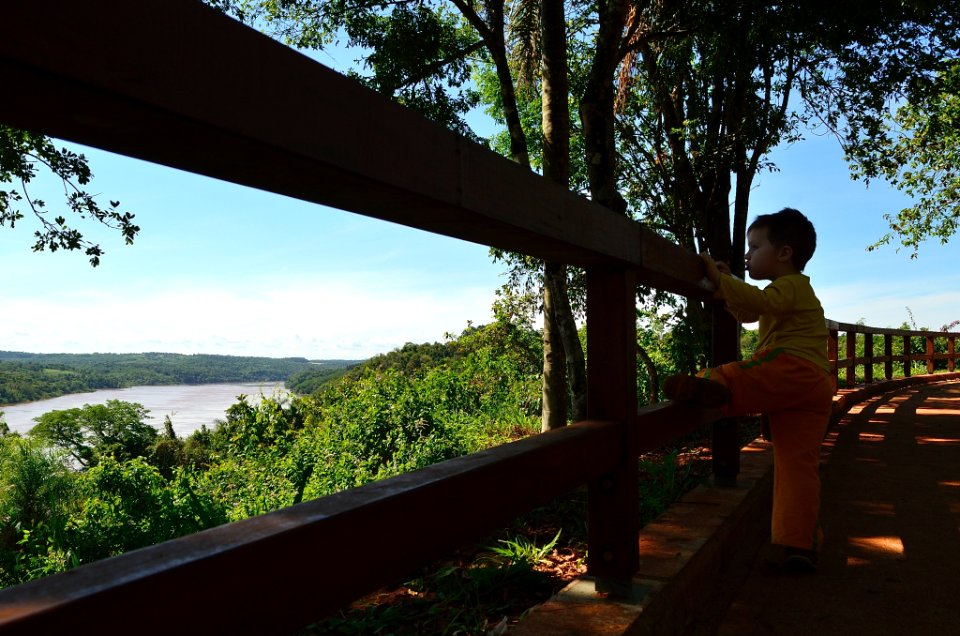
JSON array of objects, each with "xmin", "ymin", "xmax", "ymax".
[{"xmin": 718, "ymin": 273, "xmax": 829, "ymax": 373}]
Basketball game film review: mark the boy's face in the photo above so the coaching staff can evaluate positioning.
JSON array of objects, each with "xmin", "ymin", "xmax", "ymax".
[{"xmin": 745, "ymin": 227, "xmax": 792, "ymax": 281}]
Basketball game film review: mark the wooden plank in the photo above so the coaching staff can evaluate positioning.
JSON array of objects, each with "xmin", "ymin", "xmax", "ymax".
[{"xmin": 0, "ymin": 0, "xmax": 710, "ymax": 297}]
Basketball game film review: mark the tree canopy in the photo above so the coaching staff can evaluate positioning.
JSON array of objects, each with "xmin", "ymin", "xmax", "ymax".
[
  {"xmin": 849, "ymin": 61, "xmax": 960, "ymax": 255},
  {"xmin": 29, "ymin": 400, "xmax": 157, "ymax": 468}
]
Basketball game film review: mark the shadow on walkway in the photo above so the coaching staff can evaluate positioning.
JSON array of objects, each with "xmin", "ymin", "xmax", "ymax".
[{"xmin": 717, "ymin": 381, "xmax": 960, "ymax": 635}]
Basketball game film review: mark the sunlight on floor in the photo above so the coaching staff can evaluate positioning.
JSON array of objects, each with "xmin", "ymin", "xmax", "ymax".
[
  {"xmin": 848, "ymin": 535, "xmax": 905, "ymax": 559},
  {"xmin": 917, "ymin": 407, "xmax": 960, "ymax": 416},
  {"xmin": 858, "ymin": 432, "xmax": 886, "ymax": 443},
  {"xmin": 851, "ymin": 501, "xmax": 895, "ymax": 516},
  {"xmin": 915, "ymin": 437, "xmax": 960, "ymax": 445}
]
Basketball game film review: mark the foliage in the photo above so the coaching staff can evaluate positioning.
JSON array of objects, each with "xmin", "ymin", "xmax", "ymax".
[
  {"xmin": 636, "ymin": 297, "xmax": 710, "ymax": 404},
  {"xmin": 286, "ymin": 363, "xmax": 356, "ymax": 394},
  {"xmin": 850, "ymin": 62, "xmax": 960, "ymax": 255},
  {"xmin": 0, "ymin": 125, "xmax": 139, "ymax": 266},
  {"xmin": 486, "ymin": 528, "xmax": 561, "ymax": 567},
  {"xmin": 309, "ymin": 529, "xmax": 563, "ymax": 636},
  {"xmin": 66, "ymin": 458, "xmax": 227, "ymax": 564},
  {"xmin": 345, "ymin": 340, "xmax": 461, "ymax": 380},
  {"xmin": 637, "ymin": 450, "xmax": 708, "ymax": 524},
  {"xmin": 29, "ymin": 400, "xmax": 157, "ymax": 468},
  {"xmin": 0, "ymin": 435, "xmax": 76, "ymax": 586}
]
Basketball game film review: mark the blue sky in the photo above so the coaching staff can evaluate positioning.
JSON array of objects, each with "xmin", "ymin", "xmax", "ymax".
[{"xmin": 3, "ymin": 53, "xmax": 956, "ymax": 360}]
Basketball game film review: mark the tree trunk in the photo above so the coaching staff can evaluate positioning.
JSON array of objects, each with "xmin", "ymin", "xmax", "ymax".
[
  {"xmin": 541, "ymin": 261, "xmax": 569, "ymax": 431},
  {"xmin": 540, "ymin": 0, "xmax": 587, "ymax": 428},
  {"xmin": 580, "ymin": 0, "xmax": 631, "ymax": 215},
  {"xmin": 454, "ymin": 0, "xmax": 531, "ymax": 168},
  {"xmin": 637, "ymin": 340, "xmax": 659, "ymax": 404}
]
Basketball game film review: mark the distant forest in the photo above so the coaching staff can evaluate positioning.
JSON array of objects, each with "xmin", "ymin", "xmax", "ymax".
[{"xmin": 0, "ymin": 351, "xmax": 361, "ymax": 405}]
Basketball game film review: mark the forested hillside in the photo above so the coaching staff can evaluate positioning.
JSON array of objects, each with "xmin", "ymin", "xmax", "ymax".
[{"xmin": 0, "ymin": 352, "xmax": 360, "ymax": 405}]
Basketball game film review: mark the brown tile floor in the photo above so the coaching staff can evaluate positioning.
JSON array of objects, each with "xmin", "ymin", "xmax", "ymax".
[{"xmin": 716, "ymin": 380, "xmax": 960, "ymax": 635}]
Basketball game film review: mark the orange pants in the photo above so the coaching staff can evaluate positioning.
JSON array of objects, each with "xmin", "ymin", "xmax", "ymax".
[{"xmin": 699, "ymin": 348, "xmax": 834, "ymax": 551}]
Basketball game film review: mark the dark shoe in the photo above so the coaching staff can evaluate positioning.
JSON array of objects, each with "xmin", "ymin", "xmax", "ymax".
[
  {"xmin": 663, "ymin": 374, "xmax": 731, "ymax": 407},
  {"xmin": 783, "ymin": 547, "xmax": 818, "ymax": 573}
]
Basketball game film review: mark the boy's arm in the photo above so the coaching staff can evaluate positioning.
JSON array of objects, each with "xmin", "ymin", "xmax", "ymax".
[
  {"xmin": 717, "ymin": 274, "xmax": 799, "ymax": 317},
  {"xmin": 700, "ymin": 253, "xmax": 760, "ymax": 324}
]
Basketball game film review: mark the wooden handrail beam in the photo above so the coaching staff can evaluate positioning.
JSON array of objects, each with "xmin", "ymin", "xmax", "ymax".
[{"xmin": 0, "ymin": 0, "xmax": 709, "ymax": 298}]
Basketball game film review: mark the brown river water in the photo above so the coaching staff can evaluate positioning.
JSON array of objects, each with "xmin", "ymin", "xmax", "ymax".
[{"xmin": 1, "ymin": 382, "xmax": 287, "ymax": 438}]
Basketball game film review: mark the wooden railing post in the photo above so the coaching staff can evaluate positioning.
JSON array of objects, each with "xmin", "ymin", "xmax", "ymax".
[
  {"xmin": 904, "ymin": 335, "xmax": 912, "ymax": 377},
  {"xmin": 949, "ymin": 337, "xmax": 956, "ymax": 372},
  {"xmin": 926, "ymin": 335, "xmax": 935, "ymax": 374},
  {"xmin": 585, "ymin": 267, "xmax": 639, "ymax": 595},
  {"xmin": 864, "ymin": 332, "xmax": 874, "ymax": 384},
  {"xmin": 828, "ymin": 325, "xmax": 839, "ymax": 387},
  {"xmin": 884, "ymin": 334, "xmax": 893, "ymax": 380},
  {"xmin": 846, "ymin": 329, "xmax": 857, "ymax": 387},
  {"xmin": 711, "ymin": 306, "xmax": 740, "ymax": 487}
]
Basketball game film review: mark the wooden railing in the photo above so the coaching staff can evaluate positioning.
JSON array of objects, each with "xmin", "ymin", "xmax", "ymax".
[
  {"xmin": 827, "ymin": 320, "xmax": 960, "ymax": 388},
  {"xmin": 0, "ymin": 2, "xmax": 726, "ymax": 634}
]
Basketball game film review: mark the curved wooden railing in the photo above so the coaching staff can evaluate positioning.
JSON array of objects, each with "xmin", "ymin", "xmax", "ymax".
[{"xmin": 827, "ymin": 320, "xmax": 960, "ymax": 388}]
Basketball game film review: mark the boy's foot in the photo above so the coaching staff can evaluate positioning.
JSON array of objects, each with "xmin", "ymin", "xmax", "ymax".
[
  {"xmin": 783, "ymin": 547, "xmax": 818, "ymax": 573},
  {"xmin": 663, "ymin": 374, "xmax": 731, "ymax": 407},
  {"xmin": 761, "ymin": 545, "xmax": 819, "ymax": 575}
]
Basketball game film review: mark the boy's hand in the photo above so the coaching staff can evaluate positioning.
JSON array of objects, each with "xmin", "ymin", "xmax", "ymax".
[{"xmin": 700, "ymin": 252, "xmax": 723, "ymax": 285}]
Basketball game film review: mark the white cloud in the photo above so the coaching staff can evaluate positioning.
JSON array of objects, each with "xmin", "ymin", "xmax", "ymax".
[{"xmin": 2, "ymin": 272, "xmax": 496, "ymax": 359}]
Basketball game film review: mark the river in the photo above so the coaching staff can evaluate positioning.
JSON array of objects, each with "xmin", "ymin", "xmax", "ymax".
[{"xmin": 1, "ymin": 382, "xmax": 287, "ymax": 438}]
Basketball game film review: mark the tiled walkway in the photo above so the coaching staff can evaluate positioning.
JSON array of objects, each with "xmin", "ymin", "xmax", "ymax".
[{"xmin": 716, "ymin": 380, "xmax": 960, "ymax": 635}]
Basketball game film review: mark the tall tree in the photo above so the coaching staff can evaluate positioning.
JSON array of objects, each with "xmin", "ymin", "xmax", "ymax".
[{"xmin": 30, "ymin": 400, "xmax": 157, "ymax": 468}]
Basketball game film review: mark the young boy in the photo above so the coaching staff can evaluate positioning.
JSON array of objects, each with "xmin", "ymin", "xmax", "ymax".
[{"xmin": 664, "ymin": 208, "xmax": 834, "ymax": 572}]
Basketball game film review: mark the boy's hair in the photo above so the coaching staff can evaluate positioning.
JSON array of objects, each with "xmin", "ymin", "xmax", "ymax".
[{"xmin": 748, "ymin": 207, "xmax": 817, "ymax": 271}]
